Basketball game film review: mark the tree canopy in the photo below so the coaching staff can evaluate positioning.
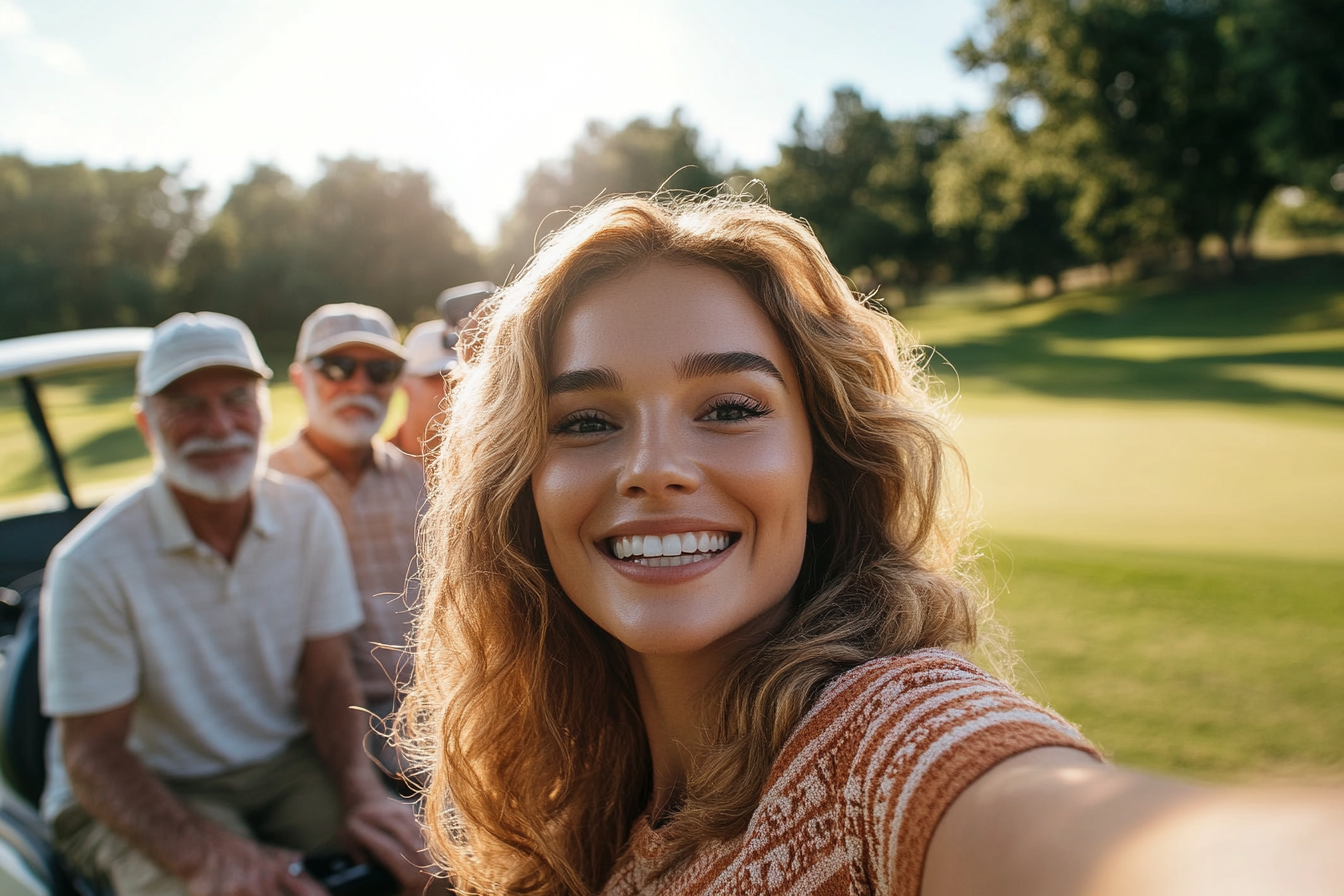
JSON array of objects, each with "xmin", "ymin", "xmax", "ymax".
[
  {"xmin": 956, "ymin": 0, "xmax": 1344, "ymax": 268},
  {"xmin": 491, "ymin": 111, "xmax": 722, "ymax": 281},
  {"xmin": 3, "ymin": 1, "xmax": 1340, "ymax": 337}
]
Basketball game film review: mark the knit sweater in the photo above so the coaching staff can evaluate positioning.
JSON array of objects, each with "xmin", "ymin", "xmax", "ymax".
[{"xmin": 602, "ymin": 649, "xmax": 1100, "ymax": 896}]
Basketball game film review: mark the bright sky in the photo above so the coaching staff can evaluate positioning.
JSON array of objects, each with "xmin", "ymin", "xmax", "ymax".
[{"xmin": 0, "ymin": 0, "xmax": 993, "ymax": 246}]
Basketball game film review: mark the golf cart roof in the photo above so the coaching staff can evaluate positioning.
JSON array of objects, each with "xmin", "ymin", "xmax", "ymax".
[
  {"xmin": 0, "ymin": 328, "xmax": 153, "ymax": 382},
  {"xmin": 1, "ymin": 328, "xmax": 154, "ymax": 582}
]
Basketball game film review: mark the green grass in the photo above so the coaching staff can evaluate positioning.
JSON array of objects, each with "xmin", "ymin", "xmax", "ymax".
[
  {"xmin": 917, "ymin": 255, "xmax": 1344, "ymax": 781},
  {"xmin": 988, "ymin": 536, "xmax": 1344, "ymax": 783}
]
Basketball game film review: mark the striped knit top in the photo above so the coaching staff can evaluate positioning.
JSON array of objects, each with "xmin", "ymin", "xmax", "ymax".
[{"xmin": 601, "ymin": 649, "xmax": 1100, "ymax": 896}]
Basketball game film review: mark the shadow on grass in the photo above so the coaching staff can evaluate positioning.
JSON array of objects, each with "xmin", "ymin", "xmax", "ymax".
[
  {"xmin": 936, "ymin": 338, "xmax": 1344, "ymax": 408},
  {"xmin": 922, "ymin": 254, "xmax": 1344, "ymax": 407},
  {"xmin": 10, "ymin": 424, "xmax": 147, "ymax": 493},
  {"xmin": 65, "ymin": 425, "xmax": 148, "ymax": 469}
]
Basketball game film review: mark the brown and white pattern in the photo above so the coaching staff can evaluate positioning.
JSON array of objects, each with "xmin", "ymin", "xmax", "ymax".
[
  {"xmin": 605, "ymin": 649, "xmax": 1100, "ymax": 896},
  {"xmin": 269, "ymin": 435, "xmax": 425, "ymax": 703}
]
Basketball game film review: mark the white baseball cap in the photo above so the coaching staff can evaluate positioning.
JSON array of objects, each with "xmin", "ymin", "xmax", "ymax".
[
  {"xmin": 402, "ymin": 320, "xmax": 460, "ymax": 377},
  {"xmin": 136, "ymin": 312, "xmax": 273, "ymax": 396},
  {"xmin": 295, "ymin": 303, "xmax": 407, "ymax": 362}
]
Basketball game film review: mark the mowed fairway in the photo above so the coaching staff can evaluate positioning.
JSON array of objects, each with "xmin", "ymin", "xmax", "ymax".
[
  {"xmin": 904, "ymin": 254, "xmax": 1344, "ymax": 781},
  {"xmin": 957, "ymin": 397, "xmax": 1344, "ymax": 561}
]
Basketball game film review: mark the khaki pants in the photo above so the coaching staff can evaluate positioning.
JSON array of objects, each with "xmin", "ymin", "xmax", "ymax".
[{"xmin": 53, "ymin": 737, "xmax": 341, "ymax": 896}]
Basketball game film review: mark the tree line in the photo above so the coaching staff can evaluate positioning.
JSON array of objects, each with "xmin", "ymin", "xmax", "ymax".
[{"xmin": 3, "ymin": 0, "xmax": 1341, "ymax": 338}]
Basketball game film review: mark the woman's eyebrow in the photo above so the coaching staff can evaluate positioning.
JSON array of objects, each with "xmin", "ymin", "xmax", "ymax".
[
  {"xmin": 676, "ymin": 351, "xmax": 786, "ymax": 385},
  {"xmin": 547, "ymin": 366, "xmax": 623, "ymax": 396}
]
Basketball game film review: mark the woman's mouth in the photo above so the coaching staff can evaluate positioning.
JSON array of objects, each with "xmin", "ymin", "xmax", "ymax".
[{"xmin": 608, "ymin": 531, "xmax": 736, "ymax": 568}]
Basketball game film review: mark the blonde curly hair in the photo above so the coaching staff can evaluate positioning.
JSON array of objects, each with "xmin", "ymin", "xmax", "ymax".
[{"xmin": 401, "ymin": 192, "xmax": 987, "ymax": 895}]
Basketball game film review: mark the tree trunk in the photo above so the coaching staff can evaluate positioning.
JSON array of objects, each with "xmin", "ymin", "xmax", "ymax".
[{"xmin": 1236, "ymin": 184, "xmax": 1274, "ymax": 266}]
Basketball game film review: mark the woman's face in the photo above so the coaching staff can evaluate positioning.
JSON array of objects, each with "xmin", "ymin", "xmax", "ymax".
[{"xmin": 531, "ymin": 260, "xmax": 824, "ymax": 660}]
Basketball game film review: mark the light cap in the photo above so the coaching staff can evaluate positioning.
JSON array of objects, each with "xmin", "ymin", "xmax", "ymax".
[
  {"xmin": 402, "ymin": 320, "xmax": 460, "ymax": 377},
  {"xmin": 137, "ymin": 312, "xmax": 272, "ymax": 396},
  {"xmin": 295, "ymin": 303, "xmax": 406, "ymax": 362}
]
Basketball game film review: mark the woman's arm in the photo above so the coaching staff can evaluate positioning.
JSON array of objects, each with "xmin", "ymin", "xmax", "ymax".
[{"xmin": 922, "ymin": 746, "xmax": 1344, "ymax": 896}]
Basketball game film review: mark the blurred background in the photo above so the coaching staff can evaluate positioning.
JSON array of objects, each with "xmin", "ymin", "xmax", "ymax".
[{"xmin": 2, "ymin": 0, "xmax": 1342, "ymax": 782}]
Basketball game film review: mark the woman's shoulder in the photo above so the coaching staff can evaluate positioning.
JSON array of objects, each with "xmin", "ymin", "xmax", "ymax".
[
  {"xmin": 795, "ymin": 647, "xmax": 1094, "ymax": 769},
  {"xmin": 818, "ymin": 647, "xmax": 997, "ymax": 707},
  {"xmin": 753, "ymin": 648, "xmax": 1099, "ymax": 895}
]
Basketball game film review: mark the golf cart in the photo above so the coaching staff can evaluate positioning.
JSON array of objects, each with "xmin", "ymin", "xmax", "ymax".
[
  {"xmin": 0, "ymin": 329, "xmax": 396, "ymax": 896},
  {"xmin": 0, "ymin": 327, "xmax": 153, "ymax": 896}
]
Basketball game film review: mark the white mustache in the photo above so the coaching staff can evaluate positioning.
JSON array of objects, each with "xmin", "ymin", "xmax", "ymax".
[
  {"xmin": 178, "ymin": 432, "xmax": 259, "ymax": 459},
  {"xmin": 329, "ymin": 394, "xmax": 388, "ymax": 417}
]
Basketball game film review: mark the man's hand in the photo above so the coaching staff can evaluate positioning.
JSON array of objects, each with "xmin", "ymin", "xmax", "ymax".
[
  {"xmin": 60, "ymin": 710, "xmax": 331, "ymax": 896},
  {"xmin": 181, "ymin": 829, "xmax": 326, "ymax": 896},
  {"xmin": 340, "ymin": 793, "xmax": 427, "ymax": 893},
  {"xmin": 298, "ymin": 635, "xmax": 431, "ymax": 891}
]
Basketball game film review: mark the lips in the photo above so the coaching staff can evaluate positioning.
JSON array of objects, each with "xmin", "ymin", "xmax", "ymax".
[{"xmin": 608, "ymin": 530, "xmax": 735, "ymax": 567}]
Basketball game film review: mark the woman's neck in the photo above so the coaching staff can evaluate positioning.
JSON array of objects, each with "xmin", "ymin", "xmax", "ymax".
[{"xmin": 627, "ymin": 650, "xmax": 728, "ymax": 818}]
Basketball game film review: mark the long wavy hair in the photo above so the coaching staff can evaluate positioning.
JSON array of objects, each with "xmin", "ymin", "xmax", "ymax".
[{"xmin": 401, "ymin": 192, "xmax": 988, "ymax": 895}]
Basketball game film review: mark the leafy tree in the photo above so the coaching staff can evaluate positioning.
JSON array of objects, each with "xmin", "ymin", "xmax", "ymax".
[
  {"xmin": 175, "ymin": 164, "xmax": 306, "ymax": 331},
  {"xmin": 291, "ymin": 157, "xmax": 482, "ymax": 325},
  {"xmin": 957, "ymin": 0, "xmax": 1344, "ymax": 270},
  {"xmin": 763, "ymin": 88, "xmax": 968, "ymax": 305},
  {"xmin": 492, "ymin": 111, "xmax": 721, "ymax": 280},
  {"xmin": 929, "ymin": 113, "xmax": 1087, "ymax": 294},
  {"xmin": 0, "ymin": 154, "xmax": 200, "ymax": 336},
  {"xmin": 178, "ymin": 158, "xmax": 482, "ymax": 333}
]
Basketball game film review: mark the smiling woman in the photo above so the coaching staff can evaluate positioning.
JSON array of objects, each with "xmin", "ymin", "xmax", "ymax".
[
  {"xmin": 532, "ymin": 261, "xmax": 823, "ymax": 662},
  {"xmin": 401, "ymin": 194, "xmax": 1344, "ymax": 896}
]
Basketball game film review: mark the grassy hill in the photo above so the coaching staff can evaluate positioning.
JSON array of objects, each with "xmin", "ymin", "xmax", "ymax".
[{"xmin": 903, "ymin": 254, "xmax": 1344, "ymax": 780}]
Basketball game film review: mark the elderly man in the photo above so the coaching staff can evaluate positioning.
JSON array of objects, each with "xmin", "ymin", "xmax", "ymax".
[
  {"xmin": 40, "ymin": 312, "xmax": 424, "ymax": 896},
  {"xmin": 389, "ymin": 281, "xmax": 495, "ymax": 461},
  {"xmin": 268, "ymin": 304, "xmax": 423, "ymax": 764},
  {"xmin": 388, "ymin": 319, "xmax": 459, "ymax": 460}
]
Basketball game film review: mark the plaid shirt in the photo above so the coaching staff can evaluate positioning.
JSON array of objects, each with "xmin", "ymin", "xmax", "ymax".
[{"xmin": 269, "ymin": 433, "xmax": 425, "ymax": 704}]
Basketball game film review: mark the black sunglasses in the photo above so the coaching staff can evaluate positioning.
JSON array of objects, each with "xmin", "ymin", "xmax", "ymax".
[{"xmin": 309, "ymin": 354, "xmax": 405, "ymax": 385}]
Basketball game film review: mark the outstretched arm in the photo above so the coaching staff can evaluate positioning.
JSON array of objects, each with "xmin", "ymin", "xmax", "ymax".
[
  {"xmin": 60, "ymin": 708, "xmax": 324, "ymax": 896},
  {"xmin": 923, "ymin": 746, "xmax": 1344, "ymax": 896},
  {"xmin": 296, "ymin": 633, "xmax": 426, "ymax": 892}
]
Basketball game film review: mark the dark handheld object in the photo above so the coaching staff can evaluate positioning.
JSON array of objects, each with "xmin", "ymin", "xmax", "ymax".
[
  {"xmin": 304, "ymin": 852, "xmax": 399, "ymax": 896},
  {"xmin": 436, "ymin": 281, "xmax": 496, "ymax": 329}
]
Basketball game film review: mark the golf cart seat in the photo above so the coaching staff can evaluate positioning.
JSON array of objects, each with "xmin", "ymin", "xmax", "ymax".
[
  {"xmin": 0, "ymin": 573, "xmax": 51, "ymax": 808},
  {"xmin": 0, "ymin": 572, "xmax": 102, "ymax": 896}
]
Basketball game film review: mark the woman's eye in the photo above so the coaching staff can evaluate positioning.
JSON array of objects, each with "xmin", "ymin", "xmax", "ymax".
[
  {"xmin": 553, "ymin": 412, "xmax": 614, "ymax": 435},
  {"xmin": 701, "ymin": 397, "xmax": 771, "ymax": 422}
]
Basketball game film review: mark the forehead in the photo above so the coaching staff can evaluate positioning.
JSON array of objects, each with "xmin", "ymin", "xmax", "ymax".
[
  {"xmin": 551, "ymin": 261, "xmax": 795, "ymax": 374},
  {"xmin": 155, "ymin": 366, "xmax": 260, "ymax": 398}
]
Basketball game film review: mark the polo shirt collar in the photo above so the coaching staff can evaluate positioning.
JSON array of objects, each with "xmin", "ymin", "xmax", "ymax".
[
  {"xmin": 147, "ymin": 475, "xmax": 195, "ymax": 553},
  {"xmin": 290, "ymin": 429, "xmax": 391, "ymax": 477},
  {"xmin": 147, "ymin": 473, "xmax": 276, "ymax": 553}
]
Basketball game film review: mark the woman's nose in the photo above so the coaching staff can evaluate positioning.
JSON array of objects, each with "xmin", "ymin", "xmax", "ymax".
[{"xmin": 616, "ymin": 416, "xmax": 700, "ymax": 498}]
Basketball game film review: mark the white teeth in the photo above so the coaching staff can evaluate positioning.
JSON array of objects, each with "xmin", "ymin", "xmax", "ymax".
[{"xmin": 609, "ymin": 530, "xmax": 734, "ymax": 562}]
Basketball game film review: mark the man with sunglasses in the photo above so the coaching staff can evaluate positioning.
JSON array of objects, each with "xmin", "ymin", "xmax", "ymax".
[{"xmin": 269, "ymin": 304, "xmax": 425, "ymax": 784}]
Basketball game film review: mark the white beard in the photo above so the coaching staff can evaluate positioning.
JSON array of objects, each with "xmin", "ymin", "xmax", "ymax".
[
  {"xmin": 150, "ymin": 422, "xmax": 264, "ymax": 503},
  {"xmin": 303, "ymin": 378, "xmax": 388, "ymax": 448}
]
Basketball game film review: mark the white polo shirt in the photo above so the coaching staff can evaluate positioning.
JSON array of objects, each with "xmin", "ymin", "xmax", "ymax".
[{"xmin": 38, "ymin": 470, "xmax": 363, "ymax": 821}]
